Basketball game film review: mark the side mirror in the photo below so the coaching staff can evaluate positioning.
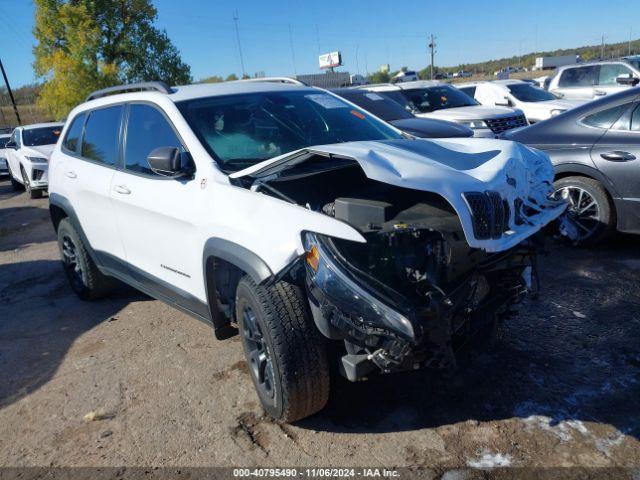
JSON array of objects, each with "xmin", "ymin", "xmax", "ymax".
[
  {"xmin": 5, "ymin": 141, "xmax": 16, "ymax": 149},
  {"xmin": 147, "ymin": 146, "xmax": 191, "ymax": 178},
  {"xmin": 616, "ymin": 75, "xmax": 640, "ymax": 86},
  {"xmin": 495, "ymin": 97, "xmax": 512, "ymax": 107}
]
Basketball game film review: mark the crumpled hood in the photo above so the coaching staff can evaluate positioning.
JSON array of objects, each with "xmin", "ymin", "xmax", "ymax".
[{"xmin": 232, "ymin": 138, "xmax": 565, "ymax": 252}]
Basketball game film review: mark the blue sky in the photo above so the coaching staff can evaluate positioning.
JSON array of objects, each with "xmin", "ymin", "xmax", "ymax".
[{"xmin": 1, "ymin": 0, "xmax": 638, "ymax": 87}]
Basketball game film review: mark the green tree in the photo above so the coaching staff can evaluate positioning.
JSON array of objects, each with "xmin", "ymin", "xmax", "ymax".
[
  {"xmin": 368, "ymin": 71, "xmax": 390, "ymax": 84},
  {"xmin": 225, "ymin": 73, "xmax": 239, "ymax": 81},
  {"xmin": 200, "ymin": 75, "xmax": 224, "ymax": 84},
  {"xmin": 33, "ymin": 0, "xmax": 191, "ymax": 119}
]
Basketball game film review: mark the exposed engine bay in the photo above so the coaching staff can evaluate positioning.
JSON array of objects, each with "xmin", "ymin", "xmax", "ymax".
[{"xmin": 238, "ymin": 155, "xmax": 541, "ymax": 380}]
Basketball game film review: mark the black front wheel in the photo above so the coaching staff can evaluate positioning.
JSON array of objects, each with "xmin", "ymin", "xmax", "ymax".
[
  {"xmin": 21, "ymin": 166, "xmax": 42, "ymax": 199},
  {"xmin": 7, "ymin": 162, "xmax": 23, "ymax": 191},
  {"xmin": 235, "ymin": 276, "xmax": 330, "ymax": 422}
]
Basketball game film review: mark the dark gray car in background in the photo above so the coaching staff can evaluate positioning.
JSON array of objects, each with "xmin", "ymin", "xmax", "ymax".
[
  {"xmin": 504, "ymin": 88, "xmax": 640, "ymax": 246},
  {"xmin": 331, "ymin": 88, "xmax": 473, "ymax": 138}
]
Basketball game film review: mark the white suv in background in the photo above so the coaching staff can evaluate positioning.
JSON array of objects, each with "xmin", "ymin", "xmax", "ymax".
[
  {"xmin": 457, "ymin": 80, "xmax": 584, "ymax": 123},
  {"xmin": 360, "ymin": 81, "xmax": 527, "ymax": 137},
  {"xmin": 5, "ymin": 122, "xmax": 64, "ymax": 198},
  {"xmin": 48, "ymin": 81, "xmax": 566, "ymax": 422},
  {"xmin": 547, "ymin": 61, "xmax": 640, "ymax": 100}
]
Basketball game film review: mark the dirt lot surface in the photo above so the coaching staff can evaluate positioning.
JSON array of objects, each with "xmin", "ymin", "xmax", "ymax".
[{"xmin": 1, "ymin": 178, "xmax": 639, "ymax": 474}]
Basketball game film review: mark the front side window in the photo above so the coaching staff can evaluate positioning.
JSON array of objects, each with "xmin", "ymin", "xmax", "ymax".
[
  {"xmin": 400, "ymin": 85, "xmax": 479, "ymax": 113},
  {"xmin": 63, "ymin": 114, "xmax": 86, "ymax": 153},
  {"xmin": 178, "ymin": 90, "xmax": 402, "ymax": 171},
  {"xmin": 631, "ymin": 104, "xmax": 640, "ymax": 131},
  {"xmin": 558, "ymin": 66, "xmax": 599, "ymax": 88},
  {"xmin": 81, "ymin": 106, "xmax": 123, "ymax": 166},
  {"xmin": 22, "ymin": 126, "xmax": 62, "ymax": 146},
  {"xmin": 581, "ymin": 104, "xmax": 629, "ymax": 129},
  {"xmin": 598, "ymin": 64, "xmax": 634, "ymax": 85},
  {"xmin": 507, "ymin": 83, "xmax": 557, "ymax": 102},
  {"xmin": 124, "ymin": 104, "xmax": 182, "ymax": 174},
  {"xmin": 10, "ymin": 130, "xmax": 21, "ymax": 148}
]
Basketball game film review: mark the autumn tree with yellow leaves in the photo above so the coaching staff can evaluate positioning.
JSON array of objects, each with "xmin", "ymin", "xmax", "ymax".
[{"xmin": 33, "ymin": 0, "xmax": 191, "ymax": 119}]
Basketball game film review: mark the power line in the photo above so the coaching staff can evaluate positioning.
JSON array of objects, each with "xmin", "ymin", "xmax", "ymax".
[
  {"xmin": 232, "ymin": 11, "xmax": 246, "ymax": 78},
  {"xmin": 0, "ymin": 57, "xmax": 21, "ymax": 125},
  {"xmin": 288, "ymin": 24, "xmax": 297, "ymax": 75}
]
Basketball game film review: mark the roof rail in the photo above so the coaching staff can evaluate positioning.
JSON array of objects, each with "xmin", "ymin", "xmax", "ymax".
[
  {"xmin": 85, "ymin": 81, "xmax": 173, "ymax": 102},
  {"xmin": 237, "ymin": 77, "xmax": 307, "ymax": 86}
]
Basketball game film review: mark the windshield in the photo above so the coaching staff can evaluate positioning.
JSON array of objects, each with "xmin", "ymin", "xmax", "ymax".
[
  {"xmin": 337, "ymin": 91, "xmax": 413, "ymax": 121},
  {"xmin": 22, "ymin": 126, "xmax": 62, "ymax": 146},
  {"xmin": 177, "ymin": 90, "xmax": 403, "ymax": 171},
  {"xmin": 507, "ymin": 83, "xmax": 557, "ymax": 102},
  {"xmin": 400, "ymin": 85, "xmax": 479, "ymax": 113}
]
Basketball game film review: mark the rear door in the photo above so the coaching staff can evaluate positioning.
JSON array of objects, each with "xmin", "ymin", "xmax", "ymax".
[
  {"xmin": 590, "ymin": 101, "xmax": 640, "ymax": 202},
  {"xmin": 110, "ymin": 103, "xmax": 205, "ymax": 305},
  {"xmin": 63, "ymin": 105, "xmax": 126, "ymax": 264}
]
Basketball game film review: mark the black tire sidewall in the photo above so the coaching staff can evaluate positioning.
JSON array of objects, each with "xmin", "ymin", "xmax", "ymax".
[
  {"xmin": 235, "ymin": 281, "xmax": 284, "ymax": 419},
  {"xmin": 57, "ymin": 219, "xmax": 91, "ymax": 299}
]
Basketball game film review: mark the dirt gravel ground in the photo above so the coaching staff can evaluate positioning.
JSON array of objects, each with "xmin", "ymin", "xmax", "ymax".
[{"xmin": 0, "ymin": 177, "xmax": 639, "ymax": 474}]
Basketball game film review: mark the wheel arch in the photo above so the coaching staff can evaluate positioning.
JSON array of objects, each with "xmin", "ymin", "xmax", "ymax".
[
  {"xmin": 553, "ymin": 163, "xmax": 619, "ymax": 199},
  {"xmin": 202, "ymin": 238, "xmax": 274, "ymax": 338}
]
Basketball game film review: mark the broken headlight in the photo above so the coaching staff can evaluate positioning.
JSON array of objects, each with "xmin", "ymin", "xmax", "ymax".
[{"xmin": 303, "ymin": 232, "xmax": 415, "ymax": 341}]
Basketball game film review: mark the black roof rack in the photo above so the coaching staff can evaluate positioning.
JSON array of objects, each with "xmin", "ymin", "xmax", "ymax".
[{"xmin": 85, "ymin": 81, "xmax": 173, "ymax": 102}]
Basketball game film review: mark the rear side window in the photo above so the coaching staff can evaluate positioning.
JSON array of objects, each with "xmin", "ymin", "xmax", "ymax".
[
  {"xmin": 124, "ymin": 104, "xmax": 182, "ymax": 175},
  {"xmin": 81, "ymin": 106, "xmax": 123, "ymax": 166},
  {"xmin": 558, "ymin": 66, "xmax": 598, "ymax": 88},
  {"xmin": 581, "ymin": 104, "xmax": 628, "ymax": 129},
  {"xmin": 63, "ymin": 113, "xmax": 85, "ymax": 153}
]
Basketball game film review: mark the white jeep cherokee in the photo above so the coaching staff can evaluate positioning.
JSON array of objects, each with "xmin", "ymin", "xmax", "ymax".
[{"xmin": 49, "ymin": 81, "xmax": 566, "ymax": 422}]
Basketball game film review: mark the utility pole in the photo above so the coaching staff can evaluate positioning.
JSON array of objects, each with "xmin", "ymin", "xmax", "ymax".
[
  {"xmin": 630, "ymin": 27, "xmax": 633, "ymax": 56},
  {"xmin": 0, "ymin": 58, "xmax": 21, "ymax": 126},
  {"xmin": 600, "ymin": 34, "xmax": 605, "ymax": 60},
  {"xmin": 428, "ymin": 34, "xmax": 436, "ymax": 80},
  {"xmin": 232, "ymin": 11, "xmax": 246, "ymax": 78},
  {"xmin": 288, "ymin": 24, "xmax": 297, "ymax": 75}
]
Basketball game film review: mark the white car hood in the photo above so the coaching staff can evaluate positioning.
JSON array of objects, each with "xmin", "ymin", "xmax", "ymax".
[
  {"xmin": 417, "ymin": 105, "xmax": 521, "ymax": 121},
  {"xmin": 23, "ymin": 145, "xmax": 55, "ymax": 158},
  {"xmin": 231, "ymin": 138, "xmax": 565, "ymax": 252}
]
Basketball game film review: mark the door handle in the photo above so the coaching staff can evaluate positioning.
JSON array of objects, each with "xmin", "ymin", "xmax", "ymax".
[
  {"xmin": 113, "ymin": 185, "xmax": 131, "ymax": 195},
  {"xmin": 65, "ymin": 171, "xmax": 77, "ymax": 179},
  {"xmin": 600, "ymin": 151, "xmax": 636, "ymax": 162},
  {"xmin": 593, "ymin": 89, "xmax": 606, "ymax": 96}
]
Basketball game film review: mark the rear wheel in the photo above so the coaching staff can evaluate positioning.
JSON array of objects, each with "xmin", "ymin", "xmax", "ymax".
[
  {"xmin": 21, "ymin": 166, "xmax": 42, "ymax": 199},
  {"xmin": 57, "ymin": 218, "xmax": 116, "ymax": 300},
  {"xmin": 552, "ymin": 176, "xmax": 615, "ymax": 247},
  {"xmin": 235, "ymin": 276, "xmax": 330, "ymax": 422}
]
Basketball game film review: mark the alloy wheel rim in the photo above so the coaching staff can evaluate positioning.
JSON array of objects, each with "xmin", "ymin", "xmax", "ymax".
[
  {"xmin": 241, "ymin": 306, "xmax": 275, "ymax": 400},
  {"xmin": 61, "ymin": 235, "xmax": 84, "ymax": 289},
  {"xmin": 553, "ymin": 186, "xmax": 601, "ymax": 240}
]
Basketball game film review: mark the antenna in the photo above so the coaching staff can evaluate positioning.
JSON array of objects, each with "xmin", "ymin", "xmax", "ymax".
[{"xmin": 233, "ymin": 11, "xmax": 246, "ymax": 78}]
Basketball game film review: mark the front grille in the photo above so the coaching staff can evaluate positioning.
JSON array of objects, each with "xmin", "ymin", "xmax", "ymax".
[
  {"xmin": 464, "ymin": 191, "xmax": 511, "ymax": 240},
  {"xmin": 32, "ymin": 169, "xmax": 45, "ymax": 181},
  {"xmin": 484, "ymin": 114, "xmax": 527, "ymax": 134}
]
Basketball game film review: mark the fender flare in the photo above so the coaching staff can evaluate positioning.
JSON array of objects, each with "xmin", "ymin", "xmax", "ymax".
[
  {"xmin": 554, "ymin": 163, "xmax": 620, "ymax": 199},
  {"xmin": 202, "ymin": 238, "xmax": 273, "ymax": 335}
]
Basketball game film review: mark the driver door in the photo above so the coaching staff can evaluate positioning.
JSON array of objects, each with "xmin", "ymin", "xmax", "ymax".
[{"xmin": 110, "ymin": 103, "xmax": 205, "ymax": 309}]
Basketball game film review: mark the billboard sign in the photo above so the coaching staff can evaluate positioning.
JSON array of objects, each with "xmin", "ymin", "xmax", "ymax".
[{"xmin": 319, "ymin": 51, "xmax": 342, "ymax": 69}]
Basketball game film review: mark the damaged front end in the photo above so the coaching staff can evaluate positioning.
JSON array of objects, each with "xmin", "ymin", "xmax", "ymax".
[{"xmin": 231, "ymin": 139, "xmax": 565, "ymax": 380}]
